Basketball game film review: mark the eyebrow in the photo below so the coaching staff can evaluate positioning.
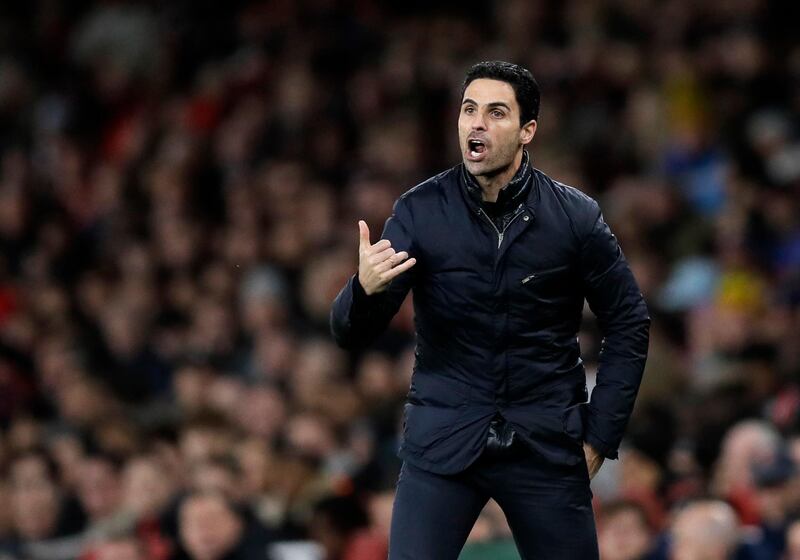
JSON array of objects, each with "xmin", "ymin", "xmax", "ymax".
[{"xmin": 461, "ymin": 98, "xmax": 512, "ymax": 111}]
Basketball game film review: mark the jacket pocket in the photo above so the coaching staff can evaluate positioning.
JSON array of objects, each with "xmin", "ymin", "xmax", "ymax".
[
  {"xmin": 520, "ymin": 264, "xmax": 570, "ymax": 285},
  {"xmin": 506, "ymin": 406, "xmax": 585, "ymax": 466},
  {"xmin": 402, "ymin": 403, "xmax": 463, "ymax": 451}
]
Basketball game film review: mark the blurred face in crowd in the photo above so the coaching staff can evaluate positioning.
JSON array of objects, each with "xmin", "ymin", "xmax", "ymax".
[
  {"xmin": 48, "ymin": 431, "xmax": 86, "ymax": 487},
  {"xmin": 77, "ymin": 456, "xmax": 122, "ymax": 521},
  {"xmin": 10, "ymin": 455, "xmax": 60, "ymax": 539},
  {"xmin": 235, "ymin": 438, "xmax": 270, "ymax": 496},
  {"xmin": 285, "ymin": 413, "xmax": 336, "ymax": 459},
  {"xmin": 458, "ymin": 79, "xmax": 536, "ymax": 183},
  {"xmin": 173, "ymin": 366, "xmax": 213, "ymax": 413},
  {"xmin": 598, "ymin": 504, "xmax": 652, "ymax": 560},
  {"xmin": 715, "ymin": 420, "xmax": 779, "ymax": 492},
  {"xmin": 180, "ymin": 424, "xmax": 232, "ymax": 464},
  {"xmin": 189, "ymin": 459, "xmax": 241, "ymax": 502},
  {"xmin": 785, "ymin": 520, "xmax": 800, "ymax": 560},
  {"xmin": 236, "ymin": 385, "xmax": 286, "ymax": 440},
  {"xmin": 670, "ymin": 502, "xmax": 738, "ymax": 560},
  {"xmin": 179, "ymin": 493, "xmax": 244, "ymax": 560},
  {"xmin": 123, "ymin": 456, "xmax": 175, "ymax": 518}
]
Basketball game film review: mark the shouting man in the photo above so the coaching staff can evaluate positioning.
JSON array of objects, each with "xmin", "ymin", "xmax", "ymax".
[{"xmin": 331, "ymin": 60, "xmax": 650, "ymax": 559}]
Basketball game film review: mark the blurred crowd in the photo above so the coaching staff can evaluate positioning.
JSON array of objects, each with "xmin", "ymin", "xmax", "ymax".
[{"xmin": 0, "ymin": 0, "xmax": 798, "ymax": 559}]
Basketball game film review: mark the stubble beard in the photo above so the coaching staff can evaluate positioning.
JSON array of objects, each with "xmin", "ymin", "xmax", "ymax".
[{"xmin": 464, "ymin": 145, "xmax": 516, "ymax": 179}]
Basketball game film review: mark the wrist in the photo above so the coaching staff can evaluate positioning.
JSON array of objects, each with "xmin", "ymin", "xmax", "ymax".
[{"xmin": 356, "ymin": 274, "xmax": 374, "ymax": 296}]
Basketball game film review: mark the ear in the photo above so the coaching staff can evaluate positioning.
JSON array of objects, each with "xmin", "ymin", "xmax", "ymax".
[{"xmin": 520, "ymin": 119, "xmax": 537, "ymax": 146}]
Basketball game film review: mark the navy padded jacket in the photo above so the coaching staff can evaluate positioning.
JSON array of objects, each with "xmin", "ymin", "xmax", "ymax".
[{"xmin": 330, "ymin": 162, "xmax": 650, "ymax": 475}]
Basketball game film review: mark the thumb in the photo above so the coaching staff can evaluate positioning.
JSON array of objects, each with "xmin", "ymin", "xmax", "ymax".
[{"xmin": 358, "ymin": 220, "xmax": 370, "ymax": 250}]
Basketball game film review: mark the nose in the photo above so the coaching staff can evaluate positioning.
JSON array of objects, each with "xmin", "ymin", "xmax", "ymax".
[{"xmin": 471, "ymin": 111, "xmax": 487, "ymax": 131}]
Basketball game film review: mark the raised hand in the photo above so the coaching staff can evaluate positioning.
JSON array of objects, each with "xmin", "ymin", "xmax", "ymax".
[{"xmin": 357, "ymin": 220, "xmax": 416, "ymax": 295}]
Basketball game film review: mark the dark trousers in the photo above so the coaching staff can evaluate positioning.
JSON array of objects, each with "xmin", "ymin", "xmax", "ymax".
[{"xmin": 388, "ymin": 445, "xmax": 598, "ymax": 559}]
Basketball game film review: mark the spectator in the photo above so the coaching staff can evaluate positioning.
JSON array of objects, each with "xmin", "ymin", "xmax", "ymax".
[
  {"xmin": 598, "ymin": 500, "xmax": 655, "ymax": 560},
  {"xmin": 1, "ymin": 450, "xmax": 87, "ymax": 560},
  {"xmin": 308, "ymin": 495, "xmax": 386, "ymax": 560},
  {"xmin": 178, "ymin": 491, "xmax": 276, "ymax": 560},
  {"xmin": 669, "ymin": 501, "xmax": 739, "ymax": 560},
  {"xmin": 75, "ymin": 453, "xmax": 125, "ymax": 527}
]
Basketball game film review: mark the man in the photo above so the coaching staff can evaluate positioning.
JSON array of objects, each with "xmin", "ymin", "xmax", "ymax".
[
  {"xmin": 669, "ymin": 501, "xmax": 739, "ymax": 560},
  {"xmin": 2, "ymin": 449, "xmax": 88, "ymax": 560},
  {"xmin": 178, "ymin": 491, "xmax": 275, "ymax": 560},
  {"xmin": 597, "ymin": 500, "xmax": 654, "ymax": 560},
  {"xmin": 330, "ymin": 61, "xmax": 650, "ymax": 559}
]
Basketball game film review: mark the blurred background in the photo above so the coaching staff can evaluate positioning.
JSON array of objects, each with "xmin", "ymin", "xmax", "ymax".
[{"xmin": 0, "ymin": 0, "xmax": 798, "ymax": 559}]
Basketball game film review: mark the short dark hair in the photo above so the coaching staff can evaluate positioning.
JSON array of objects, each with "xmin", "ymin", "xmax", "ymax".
[{"xmin": 461, "ymin": 61, "xmax": 540, "ymax": 125}]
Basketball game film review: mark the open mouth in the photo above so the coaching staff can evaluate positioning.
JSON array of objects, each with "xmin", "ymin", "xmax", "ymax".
[{"xmin": 467, "ymin": 139, "xmax": 487, "ymax": 160}]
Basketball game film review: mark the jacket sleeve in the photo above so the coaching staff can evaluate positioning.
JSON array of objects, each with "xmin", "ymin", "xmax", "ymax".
[
  {"xmin": 330, "ymin": 197, "xmax": 417, "ymax": 349},
  {"xmin": 579, "ymin": 202, "xmax": 650, "ymax": 459}
]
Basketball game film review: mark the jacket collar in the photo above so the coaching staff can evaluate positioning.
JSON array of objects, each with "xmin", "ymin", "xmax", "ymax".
[{"xmin": 459, "ymin": 150, "xmax": 539, "ymax": 216}]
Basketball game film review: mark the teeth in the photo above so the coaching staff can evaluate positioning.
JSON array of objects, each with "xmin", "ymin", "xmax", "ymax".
[{"xmin": 468, "ymin": 140, "xmax": 486, "ymax": 158}]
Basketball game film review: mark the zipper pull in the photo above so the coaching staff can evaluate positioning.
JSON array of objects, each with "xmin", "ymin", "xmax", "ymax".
[
  {"xmin": 497, "ymin": 233, "xmax": 504, "ymax": 248},
  {"xmin": 521, "ymin": 273, "xmax": 536, "ymax": 284}
]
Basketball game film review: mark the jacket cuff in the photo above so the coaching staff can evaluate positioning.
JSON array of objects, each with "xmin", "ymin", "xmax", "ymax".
[
  {"xmin": 350, "ymin": 274, "xmax": 387, "ymax": 316},
  {"xmin": 352, "ymin": 274, "xmax": 369, "ymax": 305},
  {"xmin": 583, "ymin": 431, "xmax": 619, "ymax": 460}
]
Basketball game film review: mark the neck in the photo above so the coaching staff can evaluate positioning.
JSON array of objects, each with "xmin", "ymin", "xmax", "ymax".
[{"xmin": 475, "ymin": 150, "xmax": 524, "ymax": 202}]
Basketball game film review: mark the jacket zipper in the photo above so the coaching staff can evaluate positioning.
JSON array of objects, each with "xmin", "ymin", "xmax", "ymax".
[
  {"xmin": 476, "ymin": 205, "xmax": 527, "ymax": 411},
  {"xmin": 478, "ymin": 207, "xmax": 526, "ymax": 249}
]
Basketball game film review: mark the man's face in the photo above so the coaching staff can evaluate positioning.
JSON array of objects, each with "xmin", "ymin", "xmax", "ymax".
[
  {"xmin": 458, "ymin": 78, "xmax": 536, "ymax": 177},
  {"xmin": 670, "ymin": 505, "xmax": 735, "ymax": 560},
  {"xmin": 598, "ymin": 509, "xmax": 652, "ymax": 560},
  {"xmin": 10, "ymin": 456, "xmax": 59, "ymax": 539},
  {"xmin": 180, "ymin": 494, "xmax": 243, "ymax": 560},
  {"xmin": 76, "ymin": 458, "xmax": 121, "ymax": 521}
]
